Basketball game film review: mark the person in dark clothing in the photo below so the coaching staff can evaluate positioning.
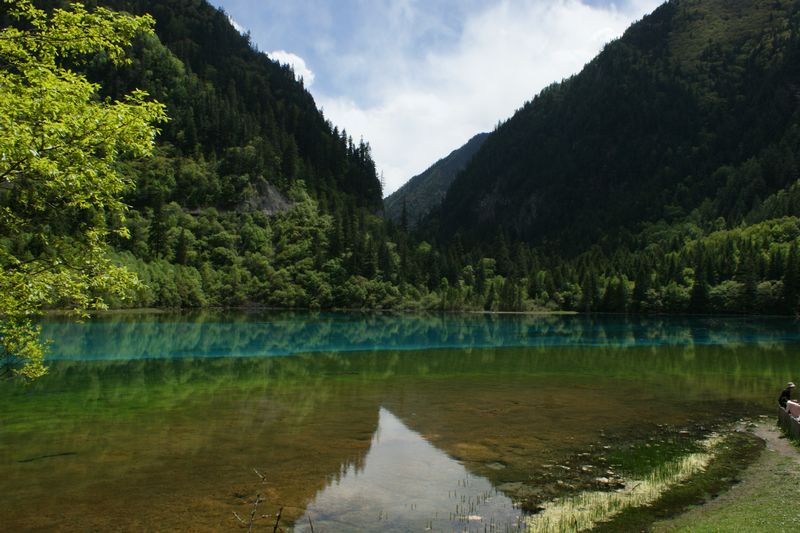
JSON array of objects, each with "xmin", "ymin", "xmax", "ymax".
[{"xmin": 779, "ymin": 382, "xmax": 796, "ymax": 408}]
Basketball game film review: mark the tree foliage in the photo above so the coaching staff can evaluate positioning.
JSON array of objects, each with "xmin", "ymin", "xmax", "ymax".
[{"xmin": 0, "ymin": 0, "xmax": 166, "ymax": 379}]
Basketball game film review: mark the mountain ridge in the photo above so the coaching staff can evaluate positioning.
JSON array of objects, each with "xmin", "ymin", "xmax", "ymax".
[
  {"xmin": 85, "ymin": 0, "xmax": 383, "ymax": 212},
  {"xmin": 383, "ymin": 132, "xmax": 488, "ymax": 229},
  {"xmin": 432, "ymin": 0, "xmax": 800, "ymax": 252}
]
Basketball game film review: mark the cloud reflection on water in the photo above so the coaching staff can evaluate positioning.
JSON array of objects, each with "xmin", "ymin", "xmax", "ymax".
[{"xmin": 295, "ymin": 407, "xmax": 522, "ymax": 533}]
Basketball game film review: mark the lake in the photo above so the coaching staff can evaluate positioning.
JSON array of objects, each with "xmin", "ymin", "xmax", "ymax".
[{"xmin": 1, "ymin": 312, "xmax": 798, "ymax": 532}]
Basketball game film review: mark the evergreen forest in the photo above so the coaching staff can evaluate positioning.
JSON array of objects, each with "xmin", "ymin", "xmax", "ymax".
[{"xmin": 5, "ymin": 0, "xmax": 800, "ymax": 316}]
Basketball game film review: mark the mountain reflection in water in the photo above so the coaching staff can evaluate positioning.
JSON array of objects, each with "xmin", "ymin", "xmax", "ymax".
[
  {"xmin": 39, "ymin": 311, "xmax": 800, "ymax": 361},
  {"xmin": 296, "ymin": 408, "xmax": 522, "ymax": 532}
]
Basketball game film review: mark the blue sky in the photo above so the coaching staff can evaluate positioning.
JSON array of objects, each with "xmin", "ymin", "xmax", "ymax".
[{"xmin": 209, "ymin": 0, "xmax": 663, "ymax": 195}]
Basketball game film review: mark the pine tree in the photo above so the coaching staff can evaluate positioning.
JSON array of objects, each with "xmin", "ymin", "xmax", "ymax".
[
  {"xmin": 148, "ymin": 200, "xmax": 168, "ymax": 259},
  {"xmin": 632, "ymin": 267, "xmax": 651, "ymax": 313},
  {"xmin": 580, "ymin": 271, "xmax": 599, "ymax": 312},
  {"xmin": 400, "ymin": 197, "xmax": 409, "ymax": 232},
  {"xmin": 175, "ymin": 228, "xmax": 189, "ymax": 265},
  {"xmin": 736, "ymin": 248, "xmax": 758, "ymax": 313},
  {"xmin": 783, "ymin": 241, "xmax": 800, "ymax": 314},
  {"xmin": 689, "ymin": 264, "xmax": 709, "ymax": 313}
]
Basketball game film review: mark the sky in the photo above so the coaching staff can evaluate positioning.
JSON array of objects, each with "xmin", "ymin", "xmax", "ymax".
[{"xmin": 208, "ymin": 0, "xmax": 663, "ymax": 196}]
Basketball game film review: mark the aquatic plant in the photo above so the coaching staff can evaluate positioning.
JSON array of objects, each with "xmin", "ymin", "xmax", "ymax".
[{"xmin": 526, "ymin": 434, "xmax": 724, "ymax": 533}]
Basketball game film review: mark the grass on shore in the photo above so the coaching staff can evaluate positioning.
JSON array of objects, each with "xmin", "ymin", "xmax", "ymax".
[
  {"xmin": 525, "ymin": 430, "xmax": 762, "ymax": 533},
  {"xmin": 653, "ymin": 423, "xmax": 800, "ymax": 532}
]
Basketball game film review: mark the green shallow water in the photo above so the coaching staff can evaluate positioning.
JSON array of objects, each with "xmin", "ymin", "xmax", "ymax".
[{"xmin": 1, "ymin": 312, "xmax": 799, "ymax": 531}]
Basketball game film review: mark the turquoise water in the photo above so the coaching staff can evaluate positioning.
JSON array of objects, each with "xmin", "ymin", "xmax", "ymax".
[
  {"xmin": 40, "ymin": 311, "xmax": 800, "ymax": 360},
  {"xmin": 2, "ymin": 312, "xmax": 799, "ymax": 532}
]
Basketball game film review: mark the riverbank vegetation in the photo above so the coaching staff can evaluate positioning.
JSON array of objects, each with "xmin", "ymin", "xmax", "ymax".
[
  {"xmin": 527, "ymin": 431, "xmax": 762, "ymax": 533},
  {"xmin": 652, "ymin": 422, "xmax": 800, "ymax": 533},
  {"xmin": 104, "ymin": 184, "xmax": 800, "ymax": 316}
]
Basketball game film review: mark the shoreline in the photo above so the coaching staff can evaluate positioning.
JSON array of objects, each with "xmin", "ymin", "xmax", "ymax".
[
  {"xmin": 40, "ymin": 307, "xmax": 798, "ymax": 318},
  {"xmin": 40, "ymin": 307, "xmax": 579, "ymax": 317},
  {"xmin": 651, "ymin": 419, "xmax": 800, "ymax": 532}
]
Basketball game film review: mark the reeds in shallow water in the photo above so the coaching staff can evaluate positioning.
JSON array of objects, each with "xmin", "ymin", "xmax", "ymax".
[{"xmin": 526, "ymin": 433, "xmax": 724, "ymax": 533}]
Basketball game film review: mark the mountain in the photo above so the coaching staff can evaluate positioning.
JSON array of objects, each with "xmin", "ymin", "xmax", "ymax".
[
  {"xmin": 383, "ymin": 133, "xmax": 488, "ymax": 229},
  {"xmin": 2, "ymin": 0, "xmax": 405, "ymax": 309},
  {"xmin": 0, "ymin": 0, "xmax": 382, "ymax": 212},
  {"xmin": 87, "ymin": 0, "xmax": 383, "ymax": 213},
  {"xmin": 9, "ymin": 0, "xmax": 800, "ymax": 316},
  {"xmin": 434, "ymin": 0, "xmax": 800, "ymax": 252}
]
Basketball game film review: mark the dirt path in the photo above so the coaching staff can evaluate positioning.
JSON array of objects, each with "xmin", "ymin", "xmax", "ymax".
[
  {"xmin": 652, "ymin": 419, "xmax": 800, "ymax": 532},
  {"xmin": 754, "ymin": 422, "xmax": 800, "ymax": 464}
]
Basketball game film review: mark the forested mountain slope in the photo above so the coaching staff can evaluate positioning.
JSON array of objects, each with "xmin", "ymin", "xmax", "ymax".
[
  {"xmin": 435, "ymin": 0, "xmax": 800, "ymax": 251},
  {"xmin": 91, "ymin": 0, "xmax": 383, "ymax": 212},
  {"xmin": 9, "ymin": 0, "xmax": 800, "ymax": 316},
  {"xmin": 384, "ymin": 133, "xmax": 488, "ymax": 229},
  {"xmin": 1, "ymin": 0, "xmax": 398, "ymax": 308}
]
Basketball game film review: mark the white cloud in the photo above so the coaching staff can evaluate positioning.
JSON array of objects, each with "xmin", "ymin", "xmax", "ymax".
[
  {"xmin": 227, "ymin": 14, "xmax": 245, "ymax": 35},
  {"xmin": 269, "ymin": 50, "xmax": 316, "ymax": 87},
  {"xmin": 315, "ymin": 0, "xmax": 663, "ymax": 196}
]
